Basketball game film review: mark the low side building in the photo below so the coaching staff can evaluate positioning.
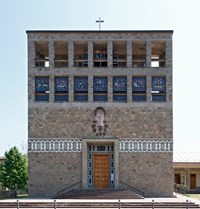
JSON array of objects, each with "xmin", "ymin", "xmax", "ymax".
[{"xmin": 174, "ymin": 152, "xmax": 200, "ymax": 193}]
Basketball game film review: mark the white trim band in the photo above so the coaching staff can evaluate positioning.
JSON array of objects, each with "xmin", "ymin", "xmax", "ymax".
[
  {"xmin": 28, "ymin": 139, "xmax": 82, "ymax": 153},
  {"xmin": 28, "ymin": 138, "xmax": 173, "ymax": 153},
  {"xmin": 119, "ymin": 139, "xmax": 173, "ymax": 153}
]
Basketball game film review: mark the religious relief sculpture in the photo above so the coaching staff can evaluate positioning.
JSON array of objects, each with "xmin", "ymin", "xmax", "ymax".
[{"xmin": 91, "ymin": 107, "xmax": 108, "ymax": 136}]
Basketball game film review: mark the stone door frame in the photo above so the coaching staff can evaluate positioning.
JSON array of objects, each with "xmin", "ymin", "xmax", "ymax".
[{"xmin": 82, "ymin": 138, "xmax": 119, "ymax": 189}]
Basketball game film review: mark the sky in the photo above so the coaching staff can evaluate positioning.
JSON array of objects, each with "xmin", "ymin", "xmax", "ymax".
[{"xmin": 0, "ymin": 0, "xmax": 200, "ymax": 156}]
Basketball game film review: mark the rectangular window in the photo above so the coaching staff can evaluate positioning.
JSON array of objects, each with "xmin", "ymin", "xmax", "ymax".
[
  {"xmin": 35, "ymin": 77, "xmax": 49, "ymax": 101},
  {"xmin": 132, "ymin": 77, "xmax": 146, "ymax": 101},
  {"xmin": 113, "ymin": 77, "xmax": 127, "ymax": 102},
  {"xmin": 74, "ymin": 41, "xmax": 88, "ymax": 67},
  {"xmin": 151, "ymin": 41, "xmax": 166, "ymax": 67},
  {"xmin": 54, "ymin": 41, "xmax": 68, "ymax": 67},
  {"xmin": 93, "ymin": 77, "xmax": 108, "ymax": 101},
  {"xmin": 35, "ymin": 41, "xmax": 49, "ymax": 67},
  {"xmin": 93, "ymin": 41, "xmax": 107, "ymax": 67},
  {"xmin": 132, "ymin": 41, "xmax": 146, "ymax": 68},
  {"xmin": 97, "ymin": 146, "xmax": 106, "ymax": 151},
  {"xmin": 55, "ymin": 77, "xmax": 69, "ymax": 101},
  {"xmin": 113, "ymin": 41, "xmax": 127, "ymax": 67},
  {"xmin": 152, "ymin": 77, "xmax": 166, "ymax": 101},
  {"xmin": 74, "ymin": 77, "xmax": 88, "ymax": 101}
]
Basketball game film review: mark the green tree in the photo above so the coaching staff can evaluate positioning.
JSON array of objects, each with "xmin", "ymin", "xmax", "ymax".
[{"xmin": 0, "ymin": 146, "xmax": 28, "ymax": 191}]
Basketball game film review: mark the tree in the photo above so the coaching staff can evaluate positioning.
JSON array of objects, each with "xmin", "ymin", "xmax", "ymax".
[{"xmin": 0, "ymin": 146, "xmax": 28, "ymax": 191}]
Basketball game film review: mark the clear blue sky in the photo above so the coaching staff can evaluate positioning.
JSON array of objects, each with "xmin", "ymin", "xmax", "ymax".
[{"xmin": 0, "ymin": 0, "xmax": 200, "ymax": 155}]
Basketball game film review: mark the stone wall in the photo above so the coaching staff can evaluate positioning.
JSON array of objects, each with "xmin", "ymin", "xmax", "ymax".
[
  {"xmin": 27, "ymin": 31, "xmax": 173, "ymax": 197},
  {"xmin": 119, "ymin": 152, "xmax": 173, "ymax": 197},
  {"xmin": 28, "ymin": 152, "xmax": 82, "ymax": 197},
  {"xmin": 28, "ymin": 105, "xmax": 172, "ymax": 139},
  {"xmin": 28, "ymin": 105, "xmax": 172, "ymax": 197}
]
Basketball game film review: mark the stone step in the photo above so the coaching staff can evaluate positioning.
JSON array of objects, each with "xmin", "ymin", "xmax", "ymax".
[
  {"xmin": 56, "ymin": 189, "xmax": 143, "ymax": 199},
  {"xmin": 0, "ymin": 201, "xmax": 200, "ymax": 208}
]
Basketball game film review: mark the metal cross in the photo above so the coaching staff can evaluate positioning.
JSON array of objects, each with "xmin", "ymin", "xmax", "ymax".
[{"xmin": 96, "ymin": 17, "xmax": 104, "ymax": 30}]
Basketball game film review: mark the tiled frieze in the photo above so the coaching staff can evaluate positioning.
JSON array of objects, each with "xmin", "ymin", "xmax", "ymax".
[
  {"xmin": 119, "ymin": 139, "xmax": 173, "ymax": 153},
  {"xmin": 28, "ymin": 138, "xmax": 172, "ymax": 153},
  {"xmin": 28, "ymin": 139, "xmax": 82, "ymax": 153}
]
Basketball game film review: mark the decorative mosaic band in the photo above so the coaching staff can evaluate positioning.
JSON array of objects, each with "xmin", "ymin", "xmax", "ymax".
[
  {"xmin": 119, "ymin": 139, "xmax": 173, "ymax": 153},
  {"xmin": 28, "ymin": 138, "xmax": 173, "ymax": 153},
  {"xmin": 28, "ymin": 139, "xmax": 82, "ymax": 153}
]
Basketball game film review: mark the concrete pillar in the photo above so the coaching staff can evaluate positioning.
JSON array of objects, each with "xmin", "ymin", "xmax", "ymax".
[
  {"xmin": 146, "ymin": 40, "xmax": 152, "ymax": 68},
  {"xmin": 108, "ymin": 75, "xmax": 112, "ymax": 102},
  {"xmin": 82, "ymin": 140, "xmax": 88, "ymax": 189},
  {"xmin": 127, "ymin": 40, "xmax": 132, "ymax": 68},
  {"xmin": 28, "ymin": 75, "xmax": 35, "ymax": 101},
  {"xmin": 146, "ymin": 75, "xmax": 152, "ymax": 102},
  {"xmin": 186, "ymin": 169, "xmax": 190, "ymax": 189},
  {"xmin": 166, "ymin": 39, "xmax": 172, "ymax": 68},
  {"xmin": 88, "ymin": 75, "xmax": 93, "ymax": 102},
  {"xmin": 88, "ymin": 41, "xmax": 93, "ymax": 68},
  {"xmin": 69, "ymin": 75, "xmax": 74, "ymax": 102},
  {"xmin": 28, "ymin": 40, "xmax": 35, "ymax": 68},
  {"xmin": 68, "ymin": 41, "xmax": 74, "ymax": 67},
  {"xmin": 114, "ymin": 140, "xmax": 119, "ymax": 189},
  {"xmin": 127, "ymin": 75, "xmax": 132, "ymax": 102},
  {"xmin": 49, "ymin": 75, "xmax": 54, "ymax": 102},
  {"xmin": 107, "ymin": 40, "xmax": 113, "ymax": 68},
  {"xmin": 166, "ymin": 73, "xmax": 172, "ymax": 102},
  {"xmin": 49, "ymin": 39, "xmax": 54, "ymax": 68}
]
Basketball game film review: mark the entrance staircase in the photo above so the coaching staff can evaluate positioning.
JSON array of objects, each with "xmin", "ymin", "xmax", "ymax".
[{"xmin": 55, "ymin": 189, "xmax": 143, "ymax": 199}]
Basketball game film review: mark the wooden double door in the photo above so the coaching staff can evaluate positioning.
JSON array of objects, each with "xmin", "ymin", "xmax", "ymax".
[{"xmin": 93, "ymin": 154, "xmax": 110, "ymax": 189}]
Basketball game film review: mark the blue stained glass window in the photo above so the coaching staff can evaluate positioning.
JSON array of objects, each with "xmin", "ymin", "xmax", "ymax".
[
  {"xmin": 55, "ymin": 95, "xmax": 68, "ymax": 101},
  {"xmin": 113, "ymin": 77, "xmax": 127, "ymax": 92},
  {"xmin": 152, "ymin": 77, "xmax": 166, "ymax": 91},
  {"xmin": 35, "ymin": 77, "xmax": 49, "ymax": 92},
  {"xmin": 132, "ymin": 77, "xmax": 146, "ymax": 92},
  {"xmin": 93, "ymin": 77, "xmax": 107, "ymax": 92},
  {"xmin": 152, "ymin": 95, "xmax": 166, "ymax": 101},
  {"xmin": 55, "ymin": 77, "xmax": 68, "ymax": 92},
  {"xmin": 94, "ymin": 95, "xmax": 108, "ymax": 101},
  {"xmin": 74, "ymin": 77, "xmax": 88, "ymax": 92},
  {"xmin": 113, "ymin": 95, "xmax": 127, "ymax": 102},
  {"xmin": 152, "ymin": 77, "xmax": 166, "ymax": 102},
  {"xmin": 35, "ymin": 95, "xmax": 49, "ymax": 101},
  {"xmin": 74, "ymin": 95, "xmax": 88, "ymax": 101},
  {"xmin": 132, "ymin": 95, "xmax": 146, "ymax": 101}
]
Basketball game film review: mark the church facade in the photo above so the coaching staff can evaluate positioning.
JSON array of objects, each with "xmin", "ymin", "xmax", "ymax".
[{"xmin": 27, "ymin": 30, "xmax": 173, "ymax": 197}]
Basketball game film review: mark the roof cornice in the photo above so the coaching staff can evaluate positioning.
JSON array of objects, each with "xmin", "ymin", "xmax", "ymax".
[{"xmin": 26, "ymin": 30, "xmax": 173, "ymax": 34}]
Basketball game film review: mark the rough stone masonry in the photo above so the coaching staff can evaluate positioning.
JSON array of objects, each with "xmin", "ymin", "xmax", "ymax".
[{"xmin": 27, "ymin": 30, "xmax": 173, "ymax": 197}]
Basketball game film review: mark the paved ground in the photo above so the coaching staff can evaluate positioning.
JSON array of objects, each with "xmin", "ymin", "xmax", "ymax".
[
  {"xmin": 0, "ymin": 193, "xmax": 199, "ymax": 203},
  {"xmin": 174, "ymin": 193, "xmax": 200, "ymax": 205},
  {"xmin": 0, "ymin": 192, "xmax": 200, "ymax": 209}
]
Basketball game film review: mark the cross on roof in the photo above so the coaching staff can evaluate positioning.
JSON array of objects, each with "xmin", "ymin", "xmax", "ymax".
[{"xmin": 96, "ymin": 17, "xmax": 104, "ymax": 30}]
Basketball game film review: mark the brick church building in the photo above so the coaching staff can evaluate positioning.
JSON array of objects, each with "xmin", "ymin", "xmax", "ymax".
[{"xmin": 27, "ymin": 30, "xmax": 173, "ymax": 197}]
